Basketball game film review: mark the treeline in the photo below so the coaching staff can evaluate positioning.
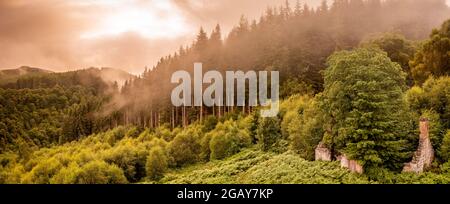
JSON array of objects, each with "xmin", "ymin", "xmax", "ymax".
[
  {"xmin": 1, "ymin": 0, "xmax": 450, "ymax": 184},
  {"xmin": 2, "ymin": 18, "xmax": 449, "ymax": 183},
  {"xmin": 2, "ymin": 68, "xmax": 119, "ymax": 93},
  {"xmin": 116, "ymin": 0, "xmax": 450, "ymax": 129},
  {"xmin": 0, "ymin": 68, "xmax": 127, "ymax": 155},
  {"xmin": 2, "ymin": 70, "xmax": 450, "ymax": 183}
]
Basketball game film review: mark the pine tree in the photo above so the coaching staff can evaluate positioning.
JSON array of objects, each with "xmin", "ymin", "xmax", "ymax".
[
  {"xmin": 195, "ymin": 27, "xmax": 208, "ymax": 53},
  {"xmin": 319, "ymin": 0, "xmax": 329, "ymax": 14},
  {"xmin": 294, "ymin": 0, "xmax": 302, "ymax": 16}
]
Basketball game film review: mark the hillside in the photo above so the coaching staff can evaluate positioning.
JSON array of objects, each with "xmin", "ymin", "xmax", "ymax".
[
  {"xmin": 0, "ymin": 0, "xmax": 450, "ymax": 185},
  {"xmin": 96, "ymin": 67, "xmax": 135, "ymax": 87},
  {"xmin": 160, "ymin": 149, "xmax": 371, "ymax": 184},
  {"xmin": 117, "ymin": 0, "xmax": 450, "ymax": 128},
  {"xmin": 160, "ymin": 149, "xmax": 450, "ymax": 184},
  {"xmin": 0, "ymin": 67, "xmax": 134, "ymax": 153},
  {"xmin": 1, "ymin": 67, "xmax": 134, "ymax": 89},
  {"xmin": 0, "ymin": 66, "xmax": 53, "ymax": 85}
]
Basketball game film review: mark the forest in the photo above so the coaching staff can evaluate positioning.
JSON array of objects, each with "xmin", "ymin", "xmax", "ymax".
[{"xmin": 0, "ymin": 0, "xmax": 450, "ymax": 184}]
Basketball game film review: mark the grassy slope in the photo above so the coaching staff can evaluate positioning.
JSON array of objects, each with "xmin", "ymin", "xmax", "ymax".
[{"xmin": 159, "ymin": 148, "xmax": 371, "ymax": 184}]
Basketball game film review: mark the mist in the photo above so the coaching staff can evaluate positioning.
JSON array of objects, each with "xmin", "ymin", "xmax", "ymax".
[{"xmin": 0, "ymin": 0, "xmax": 335, "ymax": 74}]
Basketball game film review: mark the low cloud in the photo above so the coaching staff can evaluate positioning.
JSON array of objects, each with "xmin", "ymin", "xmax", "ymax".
[{"xmin": 4, "ymin": 0, "xmax": 443, "ymax": 74}]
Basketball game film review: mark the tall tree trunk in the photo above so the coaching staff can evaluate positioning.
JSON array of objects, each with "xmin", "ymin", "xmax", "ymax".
[
  {"xmin": 200, "ymin": 104, "xmax": 203, "ymax": 123},
  {"xmin": 172, "ymin": 106, "xmax": 175, "ymax": 129},
  {"xmin": 182, "ymin": 106, "xmax": 186, "ymax": 128},
  {"xmin": 150, "ymin": 109, "xmax": 153, "ymax": 128}
]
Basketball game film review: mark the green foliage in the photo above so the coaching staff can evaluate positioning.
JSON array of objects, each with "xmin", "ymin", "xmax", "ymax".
[
  {"xmin": 21, "ymin": 157, "xmax": 63, "ymax": 184},
  {"xmin": 256, "ymin": 117, "xmax": 282, "ymax": 152},
  {"xmin": 405, "ymin": 86, "xmax": 427, "ymax": 112},
  {"xmin": 167, "ymin": 125, "xmax": 203, "ymax": 166},
  {"xmin": 121, "ymin": 0, "xmax": 449, "ymax": 127},
  {"xmin": 239, "ymin": 152, "xmax": 370, "ymax": 184},
  {"xmin": 146, "ymin": 146, "xmax": 168, "ymax": 181},
  {"xmin": 154, "ymin": 125, "xmax": 174, "ymax": 141},
  {"xmin": 161, "ymin": 149, "xmax": 370, "ymax": 184},
  {"xmin": 390, "ymin": 172, "xmax": 450, "ymax": 184},
  {"xmin": 202, "ymin": 115, "xmax": 218, "ymax": 133},
  {"xmin": 281, "ymin": 95, "xmax": 324, "ymax": 160},
  {"xmin": 440, "ymin": 130, "xmax": 450, "ymax": 162},
  {"xmin": 320, "ymin": 48, "xmax": 412, "ymax": 170},
  {"xmin": 102, "ymin": 141, "xmax": 148, "ymax": 182},
  {"xmin": 421, "ymin": 77, "xmax": 450, "ymax": 129},
  {"xmin": 0, "ymin": 126, "xmax": 159, "ymax": 183},
  {"xmin": 1, "ymin": 2, "xmax": 450, "ymax": 184},
  {"xmin": 360, "ymin": 33, "xmax": 416, "ymax": 85},
  {"xmin": 0, "ymin": 87, "xmax": 104, "ymax": 153},
  {"xmin": 0, "ymin": 153, "xmax": 24, "ymax": 184},
  {"xmin": 411, "ymin": 19, "xmax": 450, "ymax": 85},
  {"xmin": 208, "ymin": 120, "xmax": 251, "ymax": 160},
  {"xmin": 61, "ymin": 96, "xmax": 105, "ymax": 143},
  {"xmin": 53, "ymin": 160, "xmax": 128, "ymax": 184},
  {"xmin": 421, "ymin": 110, "xmax": 444, "ymax": 151},
  {"xmin": 406, "ymin": 77, "xmax": 450, "ymax": 159},
  {"xmin": 280, "ymin": 78, "xmax": 314, "ymax": 99}
]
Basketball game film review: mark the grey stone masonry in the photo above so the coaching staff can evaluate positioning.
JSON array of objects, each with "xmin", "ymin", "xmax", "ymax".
[
  {"xmin": 315, "ymin": 142, "xmax": 332, "ymax": 161},
  {"xmin": 403, "ymin": 118, "xmax": 434, "ymax": 173}
]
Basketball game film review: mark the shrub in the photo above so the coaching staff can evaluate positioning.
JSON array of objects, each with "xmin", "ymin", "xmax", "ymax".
[
  {"xmin": 440, "ymin": 130, "xmax": 450, "ymax": 162},
  {"xmin": 21, "ymin": 158, "xmax": 62, "ymax": 184},
  {"xmin": 256, "ymin": 117, "xmax": 282, "ymax": 151},
  {"xmin": 200, "ymin": 133, "xmax": 213, "ymax": 161},
  {"xmin": 50, "ymin": 162, "xmax": 82, "ymax": 184},
  {"xmin": 102, "ymin": 142, "xmax": 148, "ymax": 182},
  {"xmin": 209, "ymin": 120, "xmax": 251, "ymax": 160},
  {"xmin": 167, "ymin": 125, "xmax": 203, "ymax": 166},
  {"xmin": 421, "ymin": 77, "xmax": 450, "ymax": 128},
  {"xmin": 125, "ymin": 126, "xmax": 142, "ymax": 138},
  {"xmin": 105, "ymin": 126, "xmax": 127, "ymax": 145},
  {"xmin": 154, "ymin": 125, "xmax": 175, "ymax": 141},
  {"xmin": 203, "ymin": 115, "xmax": 218, "ymax": 132},
  {"xmin": 74, "ymin": 160, "xmax": 127, "ymax": 184},
  {"xmin": 146, "ymin": 146, "xmax": 168, "ymax": 181},
  {"xmin": 405, "ymin": 86, "xmax": 426, "ymax": 112}
]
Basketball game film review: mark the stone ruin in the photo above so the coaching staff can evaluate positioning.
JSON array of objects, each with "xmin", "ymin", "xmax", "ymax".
[
  {"xmin": 403, "ymin": 118, "xmax": 434, "ymax": 173},
  {"xmin": 315, "ymin": 142, "xmax": 332, "ymax": 161},
  {"xmin": 314, "ymin": 118, "xmax": 434, "ymax": 174},
  {"xmin": 315, "ymin": 142, "xmax": 364, "ymax": 174},
  {"xmin": 337, "ymin": 155, "xmax": 364, "ymax": 174}
]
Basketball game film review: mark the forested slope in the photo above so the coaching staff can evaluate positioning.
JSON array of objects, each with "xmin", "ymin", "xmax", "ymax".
[{"xmin": 1, "ymin": 0, "xmax": 450, "ymax": 184}]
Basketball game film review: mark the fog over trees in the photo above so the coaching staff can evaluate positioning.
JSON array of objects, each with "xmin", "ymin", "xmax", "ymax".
[{"xmin": 1, "ymin": 0, "xmax": 450, "ymax": 184}]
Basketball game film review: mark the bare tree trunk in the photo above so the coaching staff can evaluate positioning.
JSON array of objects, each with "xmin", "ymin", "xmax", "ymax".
[
  {"xmin": 172, "ymin": 106, "xmax": 175, "ymax": 129},
  {"xmin": 150, "ymin": 109, "xmax": 153, "ymax": 128},
  {"xmin": 218, "ymin": 98, "xmax": 222, "ymax": 118},
  {"xmin": 158, "ymin": 112, "xmax": 160, "ymax": 127},
  {"xmin": 144, "ymin": 114, "xmax": 147, "ymax": 128},
  {"xmin": 175, "ymin": 107, "xmax": 178, "ymax": 127},
  {"xmin": 182, "ymin": 106, "xmax": 186, "ymax": 128},
  {"xmin": 200, "ymin": 104, "xmax": 203, "ymax": 123}
]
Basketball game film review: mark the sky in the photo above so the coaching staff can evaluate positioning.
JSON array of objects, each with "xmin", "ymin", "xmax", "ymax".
[{"xmin": 0, "ymin": 0, "xmax": 449, "ymax": 74}]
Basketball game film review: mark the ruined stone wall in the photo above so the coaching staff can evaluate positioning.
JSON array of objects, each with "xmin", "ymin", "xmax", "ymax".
[
  {"xmin": 337, "ymin": 155, "xmax": 364, "ymax": 174},
  {"xmin": 315, "ymin": 142, "xmax": 363, "ymax": 174},
  {"xmin": 315, "ymin": 118, "xmax": 435, "ymax": 174},
  {"xmin": 315, "ymin": 142, "xmax": 332, "ymax": 161},
  {"xmin": 403, "ymin": 118, "xmax": 434, "ymax": 173}
]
